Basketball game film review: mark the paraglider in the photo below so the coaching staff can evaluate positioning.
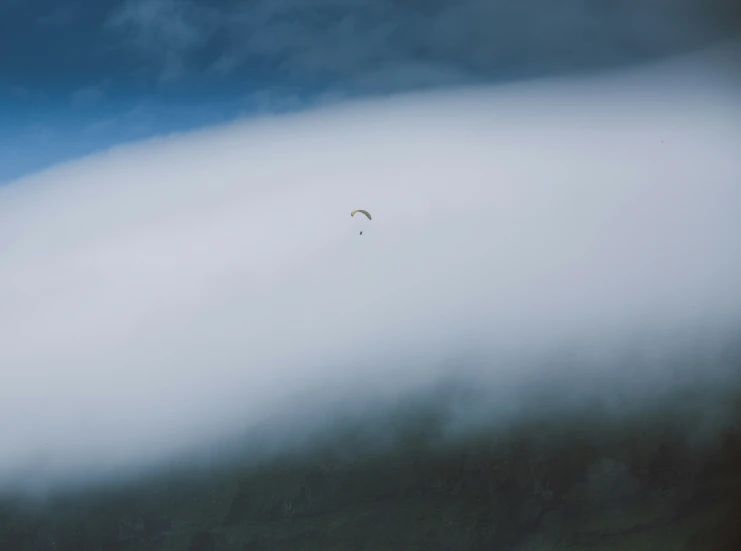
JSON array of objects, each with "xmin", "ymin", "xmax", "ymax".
[{"xmin": 351, "ymin": 209, "xmax": 371, "ymax": 235}]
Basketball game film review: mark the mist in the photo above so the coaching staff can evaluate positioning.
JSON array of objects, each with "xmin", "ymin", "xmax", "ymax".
[{"xmin": 1, "ymin": 40, "xmax": 741, "ymax": 499}]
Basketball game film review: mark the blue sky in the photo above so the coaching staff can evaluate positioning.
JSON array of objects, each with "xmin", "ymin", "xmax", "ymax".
[{"xmin": 1, "ymin": 0, "xmax": 739, "ymax": 182}]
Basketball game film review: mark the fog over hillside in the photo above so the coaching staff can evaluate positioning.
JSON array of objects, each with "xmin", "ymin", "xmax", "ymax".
[{"xmin": 1, "ymin": 40, "xmax": 740, "ymax": 500}]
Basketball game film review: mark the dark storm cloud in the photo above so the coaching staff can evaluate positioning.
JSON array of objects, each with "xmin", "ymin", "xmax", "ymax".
[{"xmin": 1, "ymin": 0, "xmax": 739, "ymax": 97}]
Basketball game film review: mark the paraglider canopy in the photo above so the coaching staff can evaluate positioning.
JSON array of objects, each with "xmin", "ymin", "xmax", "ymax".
[{"xmin": 351, "ymin": 209, "xmax": 372, "ymax": 220}]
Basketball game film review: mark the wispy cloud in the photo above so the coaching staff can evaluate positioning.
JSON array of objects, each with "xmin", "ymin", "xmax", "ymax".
[
  {"xmin": 101, "ymin": 0, "xmax": 741, "ymax": 89},
  {"xmin": 36, "ymin": 2, "xmax": 83, "ymax": 29},
  {"xmin": 70, "ymin": 85, "xmax": 107, "ymax": 107},
  {"xmin": 1, "ymin": 44, "xmax": 741, "ymax": 498},
  {"xmin": 105, "ymin": 0, "xmax": 221, "ymax": 82}
]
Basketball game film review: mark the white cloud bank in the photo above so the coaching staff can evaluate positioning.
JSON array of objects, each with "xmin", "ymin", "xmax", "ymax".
[{"xmin": 1, "ymin": 41, "xmax": 741, "ymax": 497}]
